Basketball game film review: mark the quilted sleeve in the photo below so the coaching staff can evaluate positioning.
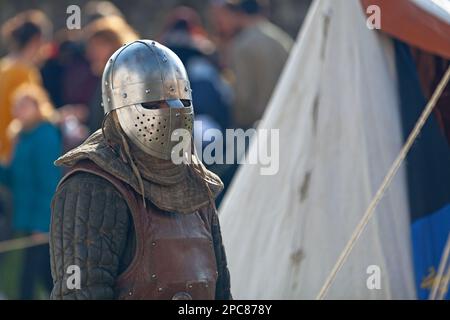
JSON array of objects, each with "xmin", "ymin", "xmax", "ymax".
[{"xmin": 49, "ymin": 172, "xmax": 130, "ymax": 300}]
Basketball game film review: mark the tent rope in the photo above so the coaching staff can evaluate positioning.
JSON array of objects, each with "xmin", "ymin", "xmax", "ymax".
[
  {"xmin": 316, "ymin": 65, "xmax": 450, "ymax": 300},
  {"xmin": 429, "ymin": 232, "xmax": 450, "ymax": 300},
  {"xmin": 437, "ymin": 259, "xmax": 450, "ymax": 300}
]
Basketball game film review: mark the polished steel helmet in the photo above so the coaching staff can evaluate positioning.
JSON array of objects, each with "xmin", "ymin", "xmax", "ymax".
[{"xmin": 102, "ymin": 40, "xmax": 194, "ymax": 160}]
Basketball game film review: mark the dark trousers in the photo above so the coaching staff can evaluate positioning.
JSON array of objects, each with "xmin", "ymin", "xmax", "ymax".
[{"xmin": 20, "ymin": 244, "xmax": 53, "ymax": 300}]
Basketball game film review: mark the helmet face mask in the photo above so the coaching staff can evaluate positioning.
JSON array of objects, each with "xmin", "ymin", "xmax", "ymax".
[
  {"xmin": 115, "ymin": 102, "xmax": 193, "ymax": 160},
  {"xmin": 101, "ymin": 40, "xmax": 194, "ymax": 160}
]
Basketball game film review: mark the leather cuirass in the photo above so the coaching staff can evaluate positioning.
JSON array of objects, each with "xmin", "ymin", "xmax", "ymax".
[{"xmin": 59, "ymin": 160, "xmax": 218, "ymax": 300}]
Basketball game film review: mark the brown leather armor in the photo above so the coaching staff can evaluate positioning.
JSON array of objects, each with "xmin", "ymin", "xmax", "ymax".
[{"xmin": 59, "ymin": 160, "xmax": 218, "ymax": 300}]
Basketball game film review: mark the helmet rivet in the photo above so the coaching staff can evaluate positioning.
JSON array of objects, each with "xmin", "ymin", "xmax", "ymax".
[
  {"xmin": 101, "ymin": 102, "xmax": 104, "ymax": 107},
  {"xmin": 152, "ymin": 41, "xmax": 156, "ymax": 46},
  {"xmin": 184, "ymin": 87, "xmax": 189, "ymax": 92},
  {"xmin": 176, "ymin": 113, "xmax": 180, "ymax": 117},
  {"xmin": 109, "ymin": 58, "xmax": 113, "ymax": 63},
  {"xmin": 145, "ymin": 89, "xmax": 150, "ymax": 94},
  {"xmin": 123, "ymin": 93, "xmax": 127, "ymax": 98},
  {"xmin": 107, "ymin": 98, "xmax": 111, "ymax": 102},
  {"xmin": 105, "ymin": 81, "xmax": 108, "ymax": 86}
]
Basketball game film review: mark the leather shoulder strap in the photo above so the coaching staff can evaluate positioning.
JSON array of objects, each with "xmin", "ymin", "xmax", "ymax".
[{"xmin": 58, "ymin": 160, "xmax": 137, "ymax": 208}]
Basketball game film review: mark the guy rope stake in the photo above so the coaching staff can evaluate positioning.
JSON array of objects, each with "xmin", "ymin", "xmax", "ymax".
[{"xmin": 316, "ymin": 65, "xmax": 450, "ymax": 300}]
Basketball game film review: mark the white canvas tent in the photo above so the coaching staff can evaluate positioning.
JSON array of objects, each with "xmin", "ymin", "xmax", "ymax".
[{"xmin": 219, "ymin": 0, "xmax": 419, "ymax": 299}]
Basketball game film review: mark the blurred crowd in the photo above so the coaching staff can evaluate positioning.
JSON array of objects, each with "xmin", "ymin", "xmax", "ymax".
[{"xmin": 0, "ymin": 0, "xmax": 294, "ymax": 299}]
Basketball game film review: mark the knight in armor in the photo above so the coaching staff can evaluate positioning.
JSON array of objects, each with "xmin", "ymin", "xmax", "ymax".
[{"xmin": 49, "ymin": 40, "xmax": 231, "ymax": 300}]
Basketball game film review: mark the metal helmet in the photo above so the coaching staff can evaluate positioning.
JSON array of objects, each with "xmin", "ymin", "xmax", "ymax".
[{"xmin": 102, "ymin": 40, "xmax": 194, "ymax": 160}]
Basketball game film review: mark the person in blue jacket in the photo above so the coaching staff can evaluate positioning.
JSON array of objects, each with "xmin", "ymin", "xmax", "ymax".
[{"xmin": 0, "ymin": 83, "xmax": 61, "ymax": 299}]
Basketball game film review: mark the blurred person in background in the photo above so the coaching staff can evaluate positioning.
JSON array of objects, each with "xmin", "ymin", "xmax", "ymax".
[
  {"xmin": 210, "ymin": 0, "xmax": 294, "ymax": 129},
  {"xmin": 41, "ymin": 30, "xmax": 98, "ymax": 110},
  {"xmin": 40, "ymin": 29, "xmax": 96, "ymax": 153},
  {"xmin": 84, "ymin": 0, "xmax": 124, "ymax": 25},
  {"xmin": 41, "ymin": 1, "xmax": 126, "ymax": 153},
  {"xmin": 0, "ymin": 10, "xmax": 52, "ymax": 163},
  {"xmin": 0, "ymin": 84, "xmax": 62, "ymax": 300},
  {"xmin": 160, "ymin": 6, "xmax": 232, "ymax": 133},
  {"xmin": 84, "ymin": 16, "xmax": 139, "ymax": 132},
  {"xmin": 52, "ymin": 1, "xmax": 123, "ymax": 109}
]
